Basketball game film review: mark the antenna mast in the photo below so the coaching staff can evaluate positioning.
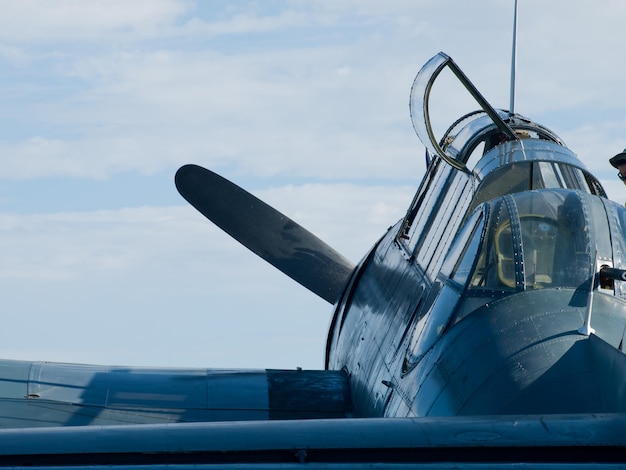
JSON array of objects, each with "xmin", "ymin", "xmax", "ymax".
[{"xmin": 509, "ymin": 0, "xmax": 518, "ymax": 116}]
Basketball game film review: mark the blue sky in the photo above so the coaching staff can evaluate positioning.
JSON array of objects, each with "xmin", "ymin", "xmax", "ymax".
[{"xmin": 0, "ymin": 0, "xmax": 625, "ymax": 369}]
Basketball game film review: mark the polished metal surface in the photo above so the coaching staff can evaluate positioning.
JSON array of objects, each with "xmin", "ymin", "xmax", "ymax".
[{"xmin": 0, "ymin": 414, "xmax": 625, "ymax": 467}]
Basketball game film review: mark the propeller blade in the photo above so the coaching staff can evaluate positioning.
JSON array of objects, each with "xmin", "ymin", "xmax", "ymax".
[{"xmin": 175, "ymin": 164, "xmax": 355, "ymax": 304}]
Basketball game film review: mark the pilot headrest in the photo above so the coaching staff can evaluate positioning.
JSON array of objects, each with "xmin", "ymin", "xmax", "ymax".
[{"xmin": 610, "ymin": 148, "xmax": 626, "ymax": 168}]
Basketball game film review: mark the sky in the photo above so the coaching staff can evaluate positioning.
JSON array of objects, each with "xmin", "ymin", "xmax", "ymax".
[{"xmin": 0, "ymin": 0, "xmax": 625, "ymax": 370}]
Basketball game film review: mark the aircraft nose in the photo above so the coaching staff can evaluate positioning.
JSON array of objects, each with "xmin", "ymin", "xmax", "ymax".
[{"xmin": 413, "ymin": 289, "xmax": 626, "ymax": 416}]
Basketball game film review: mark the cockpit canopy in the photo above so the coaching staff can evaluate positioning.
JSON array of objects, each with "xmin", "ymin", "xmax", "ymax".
[
  {"xmin": 402, "ymin": 52, "xmax": 608, "ymax": 292},
  {"xmin": 445, "ymin": 189, "xmax": 626, "ymax": 296},
  {"xmin": 408, "ymin": 52, "xmax": 605, "ymax": 201},
  {"xmin": 472, "ymin": 190, "xmax": 595, "ymax": 291}
]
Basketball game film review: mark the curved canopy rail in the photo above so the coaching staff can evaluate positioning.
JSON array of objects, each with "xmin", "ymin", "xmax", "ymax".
[{"xmin": 409, "ymin": 53, "xmax": 519, "ymax": 173}]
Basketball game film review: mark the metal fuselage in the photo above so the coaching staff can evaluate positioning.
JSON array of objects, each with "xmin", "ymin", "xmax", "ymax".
[{"xmin": 326, "ymin": 57, "xmax": 626, "ymax": 417}]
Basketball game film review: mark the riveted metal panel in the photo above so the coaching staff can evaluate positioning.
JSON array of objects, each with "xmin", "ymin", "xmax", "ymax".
[
  {"xmin": 408, "ymin": 289, "xmax": 626, "ymax": 416},
  {"xmin": 0, "ymin": 360, "xmax": 33, "ymax": 399},
  {"xmin": 27, "ymin": 363, "xmax": 209, "ymax": 409}
]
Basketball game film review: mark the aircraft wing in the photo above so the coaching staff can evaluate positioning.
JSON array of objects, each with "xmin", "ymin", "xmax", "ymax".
[
  {"xmin": 0, "ymin": 359, "xmax": 351, "ymax": 427},
  {"xmin": 1, "ymin": 414, "xmax": 625, "ymax": 467}
]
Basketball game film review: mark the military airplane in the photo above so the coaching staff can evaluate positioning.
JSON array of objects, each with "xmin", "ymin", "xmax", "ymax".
[{"xmin": 0, "ymin": 50, "xmax": 625, "ymax": 467}]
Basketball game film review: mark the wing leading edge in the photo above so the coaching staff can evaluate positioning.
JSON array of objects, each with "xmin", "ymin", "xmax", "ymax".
[{"xmin": 1, "ymin": 414, "xmax": 625, "ymax": 467}]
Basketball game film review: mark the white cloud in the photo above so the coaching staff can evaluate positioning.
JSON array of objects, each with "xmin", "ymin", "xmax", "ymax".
[
  {"xmin": 6, "ymin": 0, "xmax": 623, "ymax": 183},
  {"xmin": 0, "ymin": 182, "xmax": 409, "ymax": 367},
  {"xmin": 258, "ymin": 183, "xmax": 414, "ymax": 261},
  {"xmin": 1, "ymin": 40, "xmax": 423, "ymax": 180},
  {"xmin": 183, "ymin": 8, "xmax": 308, "ymax": 36},
  {"xmin": 0, "ymin": 43, "xmax": 29, "ymax": 64},
  {"xmin": 0, "ymin": 0, "xmax": 193, "ymax": 42}
]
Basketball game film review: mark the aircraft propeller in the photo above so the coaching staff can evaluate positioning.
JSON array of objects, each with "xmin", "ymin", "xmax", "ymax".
[{"xmin": 175, "ymin": 164, "xmax": 355, "ymax": 304}]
